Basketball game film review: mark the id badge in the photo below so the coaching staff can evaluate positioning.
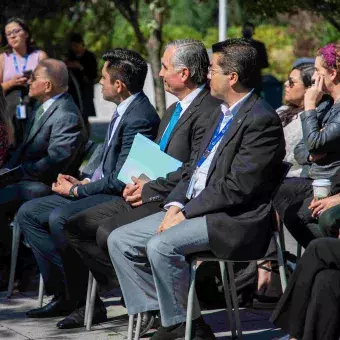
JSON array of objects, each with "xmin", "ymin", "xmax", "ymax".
[
  {"xmin": 16, "ymin": 104, "xmax": 27, "ymax": 120},
  {"xmin": 186, "ymin": 169, "xmax": 198, "ymax": 200}
]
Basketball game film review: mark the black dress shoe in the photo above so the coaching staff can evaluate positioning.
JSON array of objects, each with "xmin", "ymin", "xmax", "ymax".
[
  {"xmin": 26, "ymin": 296, "xmax": 75, "ymax": 318},
  {"xmin": 136, "ymin": 311, "xmax": 158, "ymax": 336},
  {"xmin": 56, "ymin": 303, "xmax": 107, "ymax": 329},
  {"xmin": 151, "ymin": 316, "xmax": 216, "ymax": 340}
]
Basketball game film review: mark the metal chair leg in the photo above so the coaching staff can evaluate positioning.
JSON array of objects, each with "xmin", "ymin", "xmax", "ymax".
[
  {"xmin": 219, "ymin": 261, "xmax": 236, "ymax": 338},
  {"xmin": 86, "ymin": 277, "xmax": 98, "ymax": 331},
  {"xmin": 185, "ymin": 259, "xmax": 198, "ymax": 340},
  {"xmin": 297, "ymin": 244, "xmax": 302, "ymax": 259},
  {"xmin": 227, "ymin": 262, "xmax": 242, "ymax": 339},
  {"xmin": 84, "ymin": 272, "xmax": 94, "ymax": 326},
  {"xmin": 134, "ymin": 313, "xmax": 142, "ymax": 340},
  {"xmin": 37, "ymin": 275, "xmax": 44, "ymax": 307},
  {"xmin": 7, "ymin": 221, "xmax": 21, "ymax": 298},
  {"xmin": 274, "ymin": 231, "xmax": 288, "ymax": 292},
  {"xmin": 127, "ymin": 314, "xmax": 134, "ymax": 340}
]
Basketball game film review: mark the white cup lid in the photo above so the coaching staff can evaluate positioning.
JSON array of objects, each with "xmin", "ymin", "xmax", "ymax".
[{"xmin": 312, "ymin": 179, "xmax": 331, "ymax": 186}]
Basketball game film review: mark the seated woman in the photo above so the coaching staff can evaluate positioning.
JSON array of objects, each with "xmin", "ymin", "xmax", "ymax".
[
  {"xmin": 274, "ymin": 42, "xmax": 340, "ymax": 249},
  {"xmin": 0, "ymin": 86, "xmax": 14, "ymax": 167},
  {"xmin": 271, "ymin": 238, "xmax": 340, "ymax": 340},
  {"xmin": 277, "ymin": 63, "xmax": 314, "ymax": 177}
]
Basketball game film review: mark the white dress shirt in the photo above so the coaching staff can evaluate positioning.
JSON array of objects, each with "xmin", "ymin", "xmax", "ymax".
[
  {"xmin": 161, "ymin": 85, "xmax": 204, "ymax": 139},
  {"xmin": 108, "ymin": 92, "xmax": 140, "ymax": 146},
  {"xmin": 40, "ymin": 92, "xmax": 64, "ymax": 116},
  {"xmin": 166, "ymin": 89, "xmax": 254, "ymax": 210}
]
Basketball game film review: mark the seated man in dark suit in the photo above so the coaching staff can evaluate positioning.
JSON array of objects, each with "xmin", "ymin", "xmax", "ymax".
[
  {"xmin": 17, "ymin": 49, "xmax": 160, "ymax": 319},
  {"xmin": 0, "ymin": 58, "xmax": 87, "ymax": 270},
  {"xmin": 107, "ymin": 38, "xmax": 285, "ymax": 340},
  {"xmin": 57, "ymin": 39, "xmax": 221, "ymax": 330}
]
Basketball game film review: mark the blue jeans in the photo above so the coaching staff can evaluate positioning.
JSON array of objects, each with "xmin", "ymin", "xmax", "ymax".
[
  {"xmin": 18, "ymin": 193, "xmax": 120, "ymax": 300},
  {"xmin": 107, "ymin": 211, "xmax": 210, "ymax": 326}
]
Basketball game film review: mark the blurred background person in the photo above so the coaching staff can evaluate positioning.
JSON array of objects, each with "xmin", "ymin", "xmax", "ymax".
[
  {"xmin": 0, "ymin": 86, "xmax": 14, "ymax": 168},
  {"xmin": 0, "ymin": 17, "xmax": 47, "ymax": 146},
  {"xmin": 65, "ymin": 32, "xmax": 97, "ymax": 133},
  {"xmin": 242, "ymin": 22, "xmax": 269, "ymax": 94},
  {"xmin": 277, "ymin": 63, "xmax": 314, "ymax": 176}
]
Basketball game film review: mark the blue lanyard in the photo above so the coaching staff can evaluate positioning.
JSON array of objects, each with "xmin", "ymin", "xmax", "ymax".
[
  {"xmin": 13, "ymin": 54, "xmax": 29, "ymax": 74},
  {"xmin": 196, "ymin": 113, "xmax": 233, "ymax": 167}
]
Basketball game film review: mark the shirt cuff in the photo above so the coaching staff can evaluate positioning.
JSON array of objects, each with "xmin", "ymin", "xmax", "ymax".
[{"xmin": 163, "ymin": 202, "xmax": 185, "ymax": 210}]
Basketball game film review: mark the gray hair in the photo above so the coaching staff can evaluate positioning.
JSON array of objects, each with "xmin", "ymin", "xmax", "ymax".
[
  {"xmin": 38, "ymin": 58, "xmax": 69, "ymax": 91},
  {"xmin": 165, "ymin": 39, "xmax": 209, "ymax": 85}
]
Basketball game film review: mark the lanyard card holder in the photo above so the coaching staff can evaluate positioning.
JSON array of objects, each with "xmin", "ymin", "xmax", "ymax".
[{"xmin": 186, "ymin": 168, "xmax": 199, "ymax": 200}]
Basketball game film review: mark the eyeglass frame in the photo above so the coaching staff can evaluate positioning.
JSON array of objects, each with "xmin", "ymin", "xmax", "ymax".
[
  {"xmin": 5, "ymin": 28, "xmax": 23, "ymax": 38},
  {"xmin": 286, "ymin": 77, "xmax": 304, "ymax": 88},
  {"xmin": 208, "ymin": 65, "xmax": 227, "ymax": 76}
]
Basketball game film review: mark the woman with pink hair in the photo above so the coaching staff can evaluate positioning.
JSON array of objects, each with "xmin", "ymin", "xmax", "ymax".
[{"xmin": 271, "ymin": 43, "xmax": 340, "ymax": 340}]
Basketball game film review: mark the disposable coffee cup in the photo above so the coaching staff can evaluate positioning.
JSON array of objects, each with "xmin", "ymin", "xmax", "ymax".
[{"xmin": 312, "ymin": 179, "xmax": 331, "ymax": 200}]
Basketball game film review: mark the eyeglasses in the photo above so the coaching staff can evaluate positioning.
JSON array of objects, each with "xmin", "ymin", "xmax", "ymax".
[
  {"xmin": 286, "ymin": 77, "xmax": 304, "ymax": 88},
  {"xmin": 208, "ymin": 66, "xmax": 225, "ymax": 76},
  {"xmin": 29, "ymin": 74, "xmax": 49, "ymax": 83},
  {"xmin": 5, "ymin": 28, "xmax": 23, "ymax": 38}
]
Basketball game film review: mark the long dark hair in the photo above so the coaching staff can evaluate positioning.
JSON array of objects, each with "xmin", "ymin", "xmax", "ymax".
[
  {"xmin": 280, "ymin": 63, "xmax": 314, "ymax": 127},
  {"xmin": 2, "ymin": 17, "xmax": 37, "ymax": 54},
  {"xmin": 0, "ymin": 87, "xmax": 14, "ymax": 145}
]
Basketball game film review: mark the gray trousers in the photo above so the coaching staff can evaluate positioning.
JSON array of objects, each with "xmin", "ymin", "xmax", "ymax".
[{"xmin": 107, "ymin": 211, "xmax": 210, "ymax": 326}]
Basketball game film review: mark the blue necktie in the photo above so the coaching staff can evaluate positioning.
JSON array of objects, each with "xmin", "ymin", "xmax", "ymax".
[{"xmin": 159, "ymin": 102, "xmax": 182, "ymax": 151}]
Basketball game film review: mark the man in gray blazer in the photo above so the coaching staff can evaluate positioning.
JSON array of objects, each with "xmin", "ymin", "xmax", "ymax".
[{"xmin": 0, "ymin": 59, "xmax": 87, "ymax": 271}]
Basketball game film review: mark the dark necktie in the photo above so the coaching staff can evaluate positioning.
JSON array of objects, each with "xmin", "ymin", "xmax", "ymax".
[
  {"xmin": 28, "ymin": 105, "xmax": 44, "ymax": 139},
  {"xmin": 91, "ymin": 110, "xmax": 119, "ymax": 182}
]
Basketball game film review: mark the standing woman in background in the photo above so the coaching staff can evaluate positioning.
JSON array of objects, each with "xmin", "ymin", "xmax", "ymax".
[
  {"xmin": 0, "ymin": 86, "xmax": 14, "ymax": 167},
  {"xmin": 0, "ymin": 17, "xmax": 47, "ymax": 146}
]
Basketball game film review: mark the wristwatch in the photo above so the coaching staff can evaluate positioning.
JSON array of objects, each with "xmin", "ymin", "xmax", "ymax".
[{"xmin": 69, "ymin": 185, "xmax": 78, "ymax": 198}]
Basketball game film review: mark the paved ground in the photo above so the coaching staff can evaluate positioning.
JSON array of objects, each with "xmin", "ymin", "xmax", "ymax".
[{"xmin": 0, "ymin": 94, "xmax": 299, "ymax": 339}]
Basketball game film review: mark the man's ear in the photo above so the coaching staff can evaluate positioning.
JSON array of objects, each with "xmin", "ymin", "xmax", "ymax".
[
  {"xmin": 229, "ymin": 72, "xmax": 239, "ymax": 86},
  {"xmin": 45, "ymin": 80, "xmax": 53, "ymax": 94},
  {"xmin": 116, "ymin": 79, "xmax": 126, "ymax": 94},
  {"xmin": 181, "ymin": 67, "xmax": 190, "ymax": 83}
]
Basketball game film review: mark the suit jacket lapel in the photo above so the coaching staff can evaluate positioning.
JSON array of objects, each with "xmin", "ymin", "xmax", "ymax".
[
  {"xmin": 24, "ymin": 94, "xmax": 67, "ymax": 146},
  {"xmin": 167, "ymin": 86, "xmax": 210, "ymax": 141},
  {"xmin": 101, "ymin": 92, "xmax": 144, "ymax": 166},
  {"xmin": 207, "ymin": 93, "xmax": 259, "ymax": 179},
  {"xmin": 155, "ymin": 104, "xmax": 176, "ymax": 144}
]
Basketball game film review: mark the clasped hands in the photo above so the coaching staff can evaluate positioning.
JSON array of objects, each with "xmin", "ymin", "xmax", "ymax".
[{"xmin": 52, "ymin": 174, "xmax": 89, "ymax": 197}]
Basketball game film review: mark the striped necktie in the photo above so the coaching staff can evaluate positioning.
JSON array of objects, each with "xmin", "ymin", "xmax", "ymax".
[{"xmin": 159, "ymin": 102, "xmax": 182, "ymax": 151}]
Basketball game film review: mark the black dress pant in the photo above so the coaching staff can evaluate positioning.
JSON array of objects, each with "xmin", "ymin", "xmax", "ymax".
[
  {"xmin": 273, "ymin": 177, "xmax": 323, "ymax": 248},
  {"xmin": 65, "ymin": 199, "xmax": 161, "ymax": 290},
  {"xmin": 271, "ymin": 238, "xmax": 340, "ymax": 340}
]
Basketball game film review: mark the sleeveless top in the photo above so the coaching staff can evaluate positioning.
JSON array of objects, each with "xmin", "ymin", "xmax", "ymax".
[{"xmin": 2, "ymin": 50, "xmax": 41, "ymax": 82}]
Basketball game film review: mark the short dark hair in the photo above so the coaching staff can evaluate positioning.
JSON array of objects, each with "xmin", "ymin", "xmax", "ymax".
[
  {"xmin": 212, "ymin": 38, "xmax": 258, "ymax": 89},
  {"xmin": 70, "ymin": 32, "xmax": 84, "ymax": 44},
  {"xmin": 243, "ymin": 22, "xmax": 255, "ymax": 30},
  {"xmin": 103, "ymin": 49, "xmax": 147, "ymax": 94}
]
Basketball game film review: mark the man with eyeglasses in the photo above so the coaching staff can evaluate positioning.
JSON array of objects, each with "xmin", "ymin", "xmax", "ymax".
[
  {"xmin": 0, "ymin": 58, "xmax": 87, "ymax": 280},
  {"xmin": 107, "ymin": 38, "xmax": 285, "ymax": 340}
]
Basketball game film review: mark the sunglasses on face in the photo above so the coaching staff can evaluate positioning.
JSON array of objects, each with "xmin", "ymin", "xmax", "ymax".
[{"xmin": 287, "ymin": 77, "xmax": 304, "ymax": 88}]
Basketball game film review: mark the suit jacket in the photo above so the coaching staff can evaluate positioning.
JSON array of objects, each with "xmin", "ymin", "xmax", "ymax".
[
  {"xmin": 141, "ymin": 85, "xmax": 222, "ymax": 203},
  {"xmin": 77, "ymin": 91, "xmax": 160, "ymax": 198},
  {"xmin": 6, "ymin": 93, "xmax": 87, "ymax": 185},
  {"xmin": 165, "ymin": 93, "xmax": 285, "ymax": 261}
]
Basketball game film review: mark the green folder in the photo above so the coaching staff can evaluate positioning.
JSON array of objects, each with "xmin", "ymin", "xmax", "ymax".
[{"xmin": 118, "ymin": 133, "xmax": 183, "ymax": 184}]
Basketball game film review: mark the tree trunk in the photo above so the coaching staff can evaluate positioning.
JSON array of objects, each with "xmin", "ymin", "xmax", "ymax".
[{"xmin": 146, "ymin": 0, "xmax": 167, "ymax": 117}]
